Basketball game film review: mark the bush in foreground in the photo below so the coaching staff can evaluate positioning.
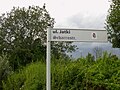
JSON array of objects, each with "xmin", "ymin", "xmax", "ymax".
[
  {"xmin": 2, "ymin": 53, "xmax": 120, "ymax": 90},
  {"xmin": 2, "ymin": 61, "xmax": 46, "ymax": 90}
]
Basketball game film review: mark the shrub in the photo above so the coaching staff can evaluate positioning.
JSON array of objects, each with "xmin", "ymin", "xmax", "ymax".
[
  {"xmin": 2, "ymin": 61, "xmax": 46, "ymax": 90},
  {"xmin": 0, "ymin": 54, "xmax": 12, "ymax": 89},
  {"xmin": 2, "ymin": 53, "xmax": 120, "ymax": 90}
]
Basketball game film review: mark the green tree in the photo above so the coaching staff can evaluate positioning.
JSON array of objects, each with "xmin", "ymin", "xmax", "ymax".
[
  {"xmin": 106, "ymin": 0, "xmax": 120, "ymax": 48},
  {"xmin": 0, "ymin": 5, "xmax": 54, "ymax": 69},
  {"xmin": 0, "ymin": 5, "xmax": 76, "ymax": 70}
]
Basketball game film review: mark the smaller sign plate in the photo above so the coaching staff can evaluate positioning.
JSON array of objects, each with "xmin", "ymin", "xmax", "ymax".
[{"xmin": 50, "ymin": 28, "xmax": 107, "ymax": 42}]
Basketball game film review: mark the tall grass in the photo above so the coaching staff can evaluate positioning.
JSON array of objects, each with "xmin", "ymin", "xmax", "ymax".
[
  {"xmin": 2, "ymin": 53, "xmax": 120, "ymax": 90},
  {"xmin": 0, "ymin": 54, "xmax": 12, "ymax": 90},
  {"xmin": 2, "ymin": 61, "xmax": 46, "ymax": 90}
]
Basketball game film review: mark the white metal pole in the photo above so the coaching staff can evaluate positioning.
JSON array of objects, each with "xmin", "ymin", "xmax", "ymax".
[{"xmin": 46, "ymin": 26, "xmax": 51, "ymax": 90}]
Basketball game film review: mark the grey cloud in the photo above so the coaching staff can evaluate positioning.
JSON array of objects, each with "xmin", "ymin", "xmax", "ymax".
[
  {"xmin": 55, "ymin": 13, "xmax": 120, "ymax": 58},
  {"xmin": 65, "ymin": 13, "xmax": 106, "ymax": 29}
]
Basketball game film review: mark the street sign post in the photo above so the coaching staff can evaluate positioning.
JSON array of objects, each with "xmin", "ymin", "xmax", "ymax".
[
  {"xmin": 46, "ymin": 27, "xmax": 108, "ymax": 90},
  {"xmin": 46, "ymin": 27, "xmax": 51, "ymax": 90}
]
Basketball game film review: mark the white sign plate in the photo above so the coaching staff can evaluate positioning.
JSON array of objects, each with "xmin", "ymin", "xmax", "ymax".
[{"xmin": 50, "ymin": 28, "xmax": 107, "ymax": 42}]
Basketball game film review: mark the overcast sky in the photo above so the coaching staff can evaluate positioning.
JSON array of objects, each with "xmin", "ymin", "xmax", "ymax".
[
  {"xmin": 1, "ymin": 0, "xmax": 118, "ymax": 57},
  {"xmin": 0, "ymin": 0, "xmax": 110, "ymax": 28}
]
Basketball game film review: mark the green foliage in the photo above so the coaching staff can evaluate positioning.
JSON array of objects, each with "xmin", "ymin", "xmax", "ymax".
[
  {"xmin": 0, "ymin": 5, "xmax": 54, "ymax": 69},
  {"xmin": 0, "ymin": 5, "xmax": 77, "ymax": 70},
  {"xmin": 106, "ymin": 0, "xmax": 120, "ymax": 48},
  {"xmin": 0, "ymin": 54, "xmax": 12, "ymax": 89},
  {"xmin": 2, "ymin": 61, "xmax": 46, "ymax": 90},
  {"xmin": 51, "ymin": 41, "xmax": 77, "ymax": 59},
  {"xmin": 2, "ymin": 53, "xmax": 120, "ymax": 90}
]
